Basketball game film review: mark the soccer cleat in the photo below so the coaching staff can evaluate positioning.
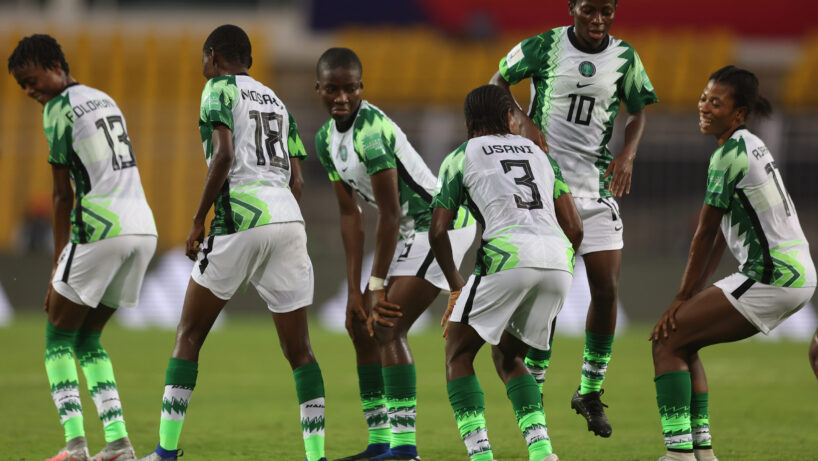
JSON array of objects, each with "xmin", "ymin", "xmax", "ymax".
[
  {"xmin": 571, "ymin": 387, "xmax": 612, "ymax": 437},
  {"xmin": 332, "ymin": 443, "xmax": 390, "ymax": 461},
  {"xmin": 369, "ymin": 444, "xmax": 420, "ymax": 460},
  {"xmin": 541, "ymin": 454, "xmax": 559, "ymax": 461},
  {"xmin": 135, "ymin": 444, "xmax": 182, "ymax": 461},
  {"xmin": 693, "ymin": 448, "xmax": 718, "ymax": 461},
  {"xmin": 46, "ymin": 436, "xmax": 90, "ymax": 461},
  {"xmin": 91, "ymin": 437, "xmax": 136, "ymax": 461}
]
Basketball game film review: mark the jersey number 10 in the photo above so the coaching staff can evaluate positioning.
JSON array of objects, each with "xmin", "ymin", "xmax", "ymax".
[{"xmin": 249, "ymin": 110, "xmax": 289, "ymax": 170}]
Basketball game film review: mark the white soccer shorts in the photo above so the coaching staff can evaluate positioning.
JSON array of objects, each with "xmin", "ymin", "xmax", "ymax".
[
  {"xmin": 52, "ymin": 234, "xmax": 157, "ymax": 308},
  {"xmin": 715, "ymin": 272, "xmax": 816, "ymax": 334},
  {"xmin": 574, "ymin": 196, "xmax": 623, "ymax": 255},
  {"xmin": 192, "ymin": 221, "xmax": 314, "ymax": 313},
  {"xmin": 449, "ymin": 267, "xmax": 573, "ymax": 350},
  {"xmin": 387, "ymin": 224, "xmax": 476, "ymax": 292}
]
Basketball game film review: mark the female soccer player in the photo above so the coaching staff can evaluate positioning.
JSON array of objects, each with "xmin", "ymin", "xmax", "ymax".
[
  {"xmin": 490, "ymin": 0, "xmax": 658, "ymax": 437},
  {"xmin": 314, "ymin": 48, "xmax": 476, "ymax": 460},
  {"xmin": 138, "ymin": 25, "xmax": 325, "ymax": 461},
  {"xmin": 430, "ymin": 84, "xmax": 582, "ymax": 461},
  {"xmin": 9, "ymin": 34, "xmax": 157, "ymax": 461},
  {"xmin": 650, "ymin": 65, "xmax": 816, "ymax": 461}
]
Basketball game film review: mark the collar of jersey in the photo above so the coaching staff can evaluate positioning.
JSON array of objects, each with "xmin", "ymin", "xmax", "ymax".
[{"xmin": 566, "ymin": 26, "xmax": 609, "ymax": 54}]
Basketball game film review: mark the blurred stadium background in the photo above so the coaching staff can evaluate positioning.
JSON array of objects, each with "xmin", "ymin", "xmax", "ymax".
[{"xmin": 0, "ymin": 0, "xmax": 815, "ymax": 336}]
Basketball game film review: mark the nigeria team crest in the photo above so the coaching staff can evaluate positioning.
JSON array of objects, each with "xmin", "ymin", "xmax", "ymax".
[
  {"xmin": 579, "ymin": 61, "xmax": 596, "ymax": 78},
  {"xmin": 339, "ymin": 145, "xmax": 348, "ymax": 161}
]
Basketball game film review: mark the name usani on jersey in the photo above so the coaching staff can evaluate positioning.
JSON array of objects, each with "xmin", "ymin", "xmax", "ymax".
[
  {"xmin": 482, "ymin": 144, "xmax": 534, "ymax": 155},
  {"xmin": 240, "ymin": 88, "xmax": 282, "ymax": 108},
  {"xmin": 66, "ymin": 98, "xmax": 117, "ymax": 122}
]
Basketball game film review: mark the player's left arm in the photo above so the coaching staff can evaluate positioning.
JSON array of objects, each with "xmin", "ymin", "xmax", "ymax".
[
  {"xmin": 604, "ymin": 107, "xmax": 647, "ymax": 198},
  {"xmin": 187, "ymin": 124, "xmax": 234, "ymax": 260},
  {"xmin": 287, "ymin": 111, "xmax": 307, "ymax": 203},
  {"xmin": 429, "ymin": 207, "xmax": 465, "ymax": 293},
  {"xmin": 650, "ymin": 204, "xmax": 724, "ymax": 341},
  {"xmin": 289, "ymin": 157, "xmax": 303, "ymax": 203},
  {"xmin": 50, "ymin": 165, "xmax": 73, "ymax": 266}
]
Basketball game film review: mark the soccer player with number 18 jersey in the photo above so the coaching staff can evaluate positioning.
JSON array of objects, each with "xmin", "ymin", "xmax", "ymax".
[{"xmin": 491, "ymin": 0, "xmax": 658, "ymax": 437}]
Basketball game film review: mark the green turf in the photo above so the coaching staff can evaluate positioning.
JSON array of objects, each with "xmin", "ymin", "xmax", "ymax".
[{"xmin": 1, "ymin": 313, "xmax": 816, "ymax": 460}]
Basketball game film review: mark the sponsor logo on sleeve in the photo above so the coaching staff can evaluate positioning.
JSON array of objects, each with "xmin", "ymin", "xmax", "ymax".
[
  {"xmin": 506, "ymin": 42, "xmax": 525, "ymax": 67},
  {"xmin": 206, "ymin": 92, "xmax": 221, "ymax": 111},
  {"xmin": 707, "ymin": 170, "xmax": 725, "ymax": 194}
]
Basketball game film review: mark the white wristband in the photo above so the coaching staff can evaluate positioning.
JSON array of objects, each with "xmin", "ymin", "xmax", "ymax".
[{"xmin": 368, "ymin": 276, "xmax": 385, "ymax": 291}]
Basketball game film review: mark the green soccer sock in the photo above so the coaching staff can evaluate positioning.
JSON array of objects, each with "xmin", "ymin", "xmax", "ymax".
[
  {"xmin": 447, "ymin": 375, "xmax": 493, "ymax": 461},
  {"xmin": 506, "ymin": 374, "xmax": 552, "ymax": 461},
  {"xmin": 691, "ymin": 392, "xmax": 711, "ymax": 449},
  {"xmin": 294, "ymin": 362, "xmax": 326, "ymax": 461},
  {"xmin": 654, "ymin": 371, "xmax": 693, "ymax": 452},
  {"xmin": 45, "ymin": 322, "xmax": 85, "ymax": 442},
  {"xmin": 525, "ymin": 348, "xmax": 551, "ymax": 394},
  {"xmin": 357, "ymin": 364, "xmax": 391, "ymax": 445},
  {"xmin": 74, "ymin": 329, "xmax": 127, "ymax": 443},
  {"xmin": 579, "ymin": 332, "xmax": 614, "ymax": 395},
  {"xmin": 159, "ymin": 357, "xmax": 197, "ymax": 451},
  {"xmin": 383, "ymin": 364, "xmax": 417, "ymax": 448}
]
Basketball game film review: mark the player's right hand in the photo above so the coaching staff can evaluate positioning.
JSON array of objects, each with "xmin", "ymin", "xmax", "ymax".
[
  {"xmin": 185, "ymin": 220, "xmax": 205, "ymax": 261},
  {"xmin": 649, "ymin": 298, "xmax": 685, "ymax": 342},
  {"xmin": 441, "ymin": 289, "xmax": 461, "ymax": 339}
]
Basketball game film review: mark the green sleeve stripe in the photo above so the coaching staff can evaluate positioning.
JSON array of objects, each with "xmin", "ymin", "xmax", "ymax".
[
  {"xmin": 704, "ymin": 138, "xmax": 747, "ymax": 209},
  {"xmin": 200, "ymin": 76, "xmax": 236, "ymax": 131},
  {"xmin": 618, "ymin": 44, "xmax": 658, "ymax": 113},
  {"xmin": 547, "ymin": 154, "xmax": 571, "ymax": 199},
  {"xmin": 315, "ymin": 120, "xmax": 340, "ymax": 181},
  {"xmin": 287, "ymin": 111, "xmax": 307, "ymax": 159}
]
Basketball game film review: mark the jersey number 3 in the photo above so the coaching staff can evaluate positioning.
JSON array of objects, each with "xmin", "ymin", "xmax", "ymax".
[
  {"xmin": 95, "ymin": 116, "xmax": 136, "ymax": 171},
  {"xmin": 249, "ymin": 110, "xmax": 289, "ymax": 170},
  {"xmin": 501, "ymin": 159, "xmax": 543, "ymax": 210}
]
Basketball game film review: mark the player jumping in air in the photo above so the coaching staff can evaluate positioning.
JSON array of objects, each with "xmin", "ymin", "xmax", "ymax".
[
  {"xmin": 430, "ymin": 84, "xmax": 582, "ymax": 461},
  {"xmin": 314, "ymin": 48, "xmax": 476, "ymax": 461},
  {"xmin": 490, "ymin": 0, "xmax": 657, "ymax": 437},
  {"xmin": 650, "ymin": 65, "xmax": 816, "ymax": 461},
  {"xmin": 137, "ymin": 25, "xmax": 326, "ymax": 461},
  {"xmin": 9, "ymin": 34, "xmax": 157, "ymax": 461}
]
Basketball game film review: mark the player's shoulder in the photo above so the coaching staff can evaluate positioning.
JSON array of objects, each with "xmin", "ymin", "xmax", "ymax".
[
  {"xmin": 202, "ymin": 75, "xmax": 238, "ymax": 95},
  {"xmin": 315, "ymin": 118, "xmax": 334, "ymax": 145},
  {"xmin": 353, "ymin": 100, "xmax": 395, "ymax": 135}
]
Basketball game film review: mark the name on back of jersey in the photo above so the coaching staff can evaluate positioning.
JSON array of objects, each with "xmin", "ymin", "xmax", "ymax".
[
  {"xmin": 67, "ymin": 98, "xmax": 117, "ymax": 122},
  {"xmin": 481, "ymin": 144, "xmax": 535, "ymax": 155},
  {"xmin": 240, "ymin": 88, "xmax": 282, "ymax": 108}
]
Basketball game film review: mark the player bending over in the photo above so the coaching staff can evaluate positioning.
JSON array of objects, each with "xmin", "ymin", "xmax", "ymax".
[
  {"xmin": 314, "ymin": 47, "xmax": 476, "ymax": 461},
  {"xmin": 9, "ymin": 34, "xmax": 157, "ymax": 461},
  {"xmin": 650, "ymin": 65, "xmax": 816, "ymax": 461},
  {"xmin": 138, "ymin": 25, "xmax": 325, "ymax": 461},
  {"xmin": 491, "ymin": 0, "xmax": 657, "ymax": 437},
  {"xmin": 430, "ymin": 84, "xmax": 583, "ymax": 461}
]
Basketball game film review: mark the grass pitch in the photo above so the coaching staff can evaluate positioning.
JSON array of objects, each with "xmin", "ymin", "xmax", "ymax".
[{"xmin": 1, "ymin": 313, "xmax": 816, "ymax": 461}]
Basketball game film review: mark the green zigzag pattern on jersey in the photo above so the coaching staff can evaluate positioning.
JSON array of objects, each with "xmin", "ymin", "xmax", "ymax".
[
  {"xmin": 432, "ymin": 143, "xmax": 467, "ymax": 210},
  {"xmin": 533, "ymin": 30, "xmax": 563, "ymax": 134},
  {"xmin": 43, "ymin": 93, "xmax": 73, "ymax": 165},
  {"xmin": 617, "ymin": 44, "xmax": 654, "ymax": 102},
  {"xmin": 353, "ymin": 104, "xmax": 397, "ymax": 161},
  {"xmin": 82, "ymin": 201, "xmax": 123, "ymax": 241},
  {"xmin": 594, "ymin": 45, "xmax": 633, "ymax": 197},
  {"xmin": 314, "ymin": 120, "xmax": 339, "ymax": 181},
  {"xmin": 480, "ymin": 228, "xmax": 521, "ymax": 274},
  {"xmin": 770, "ymin": 243, "xmax": 807, "ymax": 287},
  {"xmin": 287, "ymin": 111, "xmax": 307, "ymax": 159}
]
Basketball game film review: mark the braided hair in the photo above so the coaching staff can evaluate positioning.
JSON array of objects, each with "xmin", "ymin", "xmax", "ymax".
[
  {"xmin": 464, "ymin": 85, "xmax": 514, "ymax": 139},
  {"xmin": 203, "ymin": 24, "xmax": 252, "ymax": 69},
  {"xmin": 7, "ymin": 34, "xmax": 69, "ymax": 74},
  {"xmin": 709, "ymin": 65, "xmax": 772, "ymax": 119}
]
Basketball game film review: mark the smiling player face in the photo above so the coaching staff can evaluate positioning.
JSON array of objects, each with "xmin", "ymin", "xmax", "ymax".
[
  {"xmin": 316, "ymin": 65, "xmax": 363, "ymax": 125},
  {"xmin": 11, "ymin": 61, "xmax": 69, "ymax": 105},
  {"xmin": 570, "ymin": 0, "xmax": 616, "ymax": 49},
  {"xmin": 698, "ymin": 80, "xmax": 746, "ymax": 146}
]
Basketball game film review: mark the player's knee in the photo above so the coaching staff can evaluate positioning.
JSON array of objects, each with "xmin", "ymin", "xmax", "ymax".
[
  {"xmin": 588, "ymin": 282, "xmax": 618, "ymax": 309},
  {"xmin": 373, "ymin": 322, "xmax": 401, "ymax": 344},
  {"xmin": 490, "ymin": 347, "xmax": 523, "ymax": 380}
]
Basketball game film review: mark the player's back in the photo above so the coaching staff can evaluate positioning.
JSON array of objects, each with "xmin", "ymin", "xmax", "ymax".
[
  {"xmin": 44, "ymin": 84, "xmax": 156, "ymax": 243},
  {"xmin": 713, "ymin": 128, "xmax": 815, "ymax": 287},
  {"xmin": 461, "ymin": 134, "xmax": 573, "ymax": 274},
  {"xmin": 199, "ymin": 75, "xmax": 302, "ymax": 236}
]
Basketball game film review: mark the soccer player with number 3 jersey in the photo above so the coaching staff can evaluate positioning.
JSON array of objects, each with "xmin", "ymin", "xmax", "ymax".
[
  {"xmin": 9, "ymin": 35, "xmax": 157, "ymax": 461},
  {"xmin": 137, "ymin": 25, "xmax": 326, "ymax": 461},
  {"xmin": 650, "ymin": 66, "xmax": 815, "ymax": 461},
  {"xmin": 430, "ymin": 85, "xmax": 583, "ymax": 461},
  {"xmin": 490, "ymin": 0, "xmax": 658, "ymax": 438}
]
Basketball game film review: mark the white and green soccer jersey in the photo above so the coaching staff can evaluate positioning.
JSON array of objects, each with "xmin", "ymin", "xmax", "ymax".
[
  {"xmin": 199, "ymin": 74, "xmax": 305, "ymax": 236},
  {"xmin": 500, "ymin": 26, "xmax": 658, "ymax": 198},
  {"xmin": 316, "ymin": 100, "xmax": 473, "ymax": 240},
  {"xmin": 704, "ymin": 128, "xmax": 816, "ymax": 288},
  {"xmin": 44, "ymin": 84, "xmax": 156, "ymax": 243},
  {"xmin": 432, "ymin": 134, "xmax": 574, "ymax": 276}
]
